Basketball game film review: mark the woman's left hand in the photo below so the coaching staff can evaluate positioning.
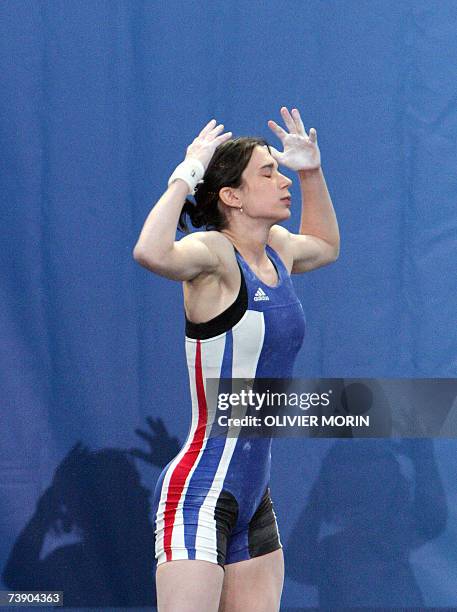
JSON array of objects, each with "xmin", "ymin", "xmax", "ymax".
[{"xmin": 267, "ymin": 107, "xmax": 321, "ymax": 172}]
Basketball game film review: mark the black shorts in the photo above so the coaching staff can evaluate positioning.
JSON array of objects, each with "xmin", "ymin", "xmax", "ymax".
[{"xmin": 155, "ymin": 485, "xmax": 282, "ymax": 569}]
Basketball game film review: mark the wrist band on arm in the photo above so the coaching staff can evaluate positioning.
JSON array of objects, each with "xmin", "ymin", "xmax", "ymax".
[{"xmin": 168, "ymin": 158, "xmax": 205, "ymax": 196}]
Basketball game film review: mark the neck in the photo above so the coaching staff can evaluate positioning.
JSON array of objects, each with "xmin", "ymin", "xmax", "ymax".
[{"xmin": 220, "ymin": 221, "xmax": 272, "ymax": 265}]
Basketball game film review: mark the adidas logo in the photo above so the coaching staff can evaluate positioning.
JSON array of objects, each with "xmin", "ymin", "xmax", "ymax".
[{"xmin": 254, "ymin": 287, "xmax": 270, "ymax": 301}]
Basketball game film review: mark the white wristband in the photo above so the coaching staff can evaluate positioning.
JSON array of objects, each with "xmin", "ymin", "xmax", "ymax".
[{"xmin": 168, "ymin": 158, "xmax": 205, "ymax": 196}]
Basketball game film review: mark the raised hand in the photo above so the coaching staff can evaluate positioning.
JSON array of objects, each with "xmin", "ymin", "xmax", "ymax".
[
  {"xmin": 185, "ymin": 119, "xmax": 232, "ymax": 172},
  {"xmin": 268, "ymin": 107, "xmax": 321, "ymax": 172}
]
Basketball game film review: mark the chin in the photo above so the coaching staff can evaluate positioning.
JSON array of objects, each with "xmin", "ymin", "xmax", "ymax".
[{"xmin": 276, "ymin": 209, "xmax": 291, "ymax": 222}]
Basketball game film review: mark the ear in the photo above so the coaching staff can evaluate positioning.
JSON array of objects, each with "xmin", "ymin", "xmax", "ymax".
[{"xmin": 218, "ymin": 186, "xmax": 242, "ymax": 209}]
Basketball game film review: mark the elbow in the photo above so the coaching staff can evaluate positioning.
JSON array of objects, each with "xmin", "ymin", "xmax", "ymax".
[
  {"xmin": 132, "ymin": 245, "xmax": 172, "ymax": 274},
  {"xmin": 132, "ymin": 245, "xmax": 157, "ymax": 269},
  {"xmin": 331, "ymin": 236, "xmax": 340, "ymax": 261},
  {"xmin": 326, "ymin": 242, "xmax": 340, "ymax": 264},
  {"xmin": 132, "ymin": 245, "xmax": 147, "ymax": 265}
]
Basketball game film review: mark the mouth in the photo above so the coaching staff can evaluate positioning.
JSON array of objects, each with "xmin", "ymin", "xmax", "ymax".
[{"xmin": 280, "ymin": 196, "xmax": 291, "ymax": 205}]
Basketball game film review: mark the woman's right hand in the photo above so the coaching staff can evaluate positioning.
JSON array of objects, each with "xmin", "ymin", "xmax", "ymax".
[{"xmin": 184, "ymin": 119, "xmax": 232, "ymax": 171}]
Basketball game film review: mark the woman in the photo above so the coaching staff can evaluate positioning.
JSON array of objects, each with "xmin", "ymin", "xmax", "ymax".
[{"xmin": 133, "ymin": 106, "xmax": 339, "ymax": 612}]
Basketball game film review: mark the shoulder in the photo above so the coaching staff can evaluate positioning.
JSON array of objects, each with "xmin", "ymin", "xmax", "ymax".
[
  {"xmin": 268, "ymin": 225, "xmax": 339, "ymax": 274},
  {"xmin": 267, "ymin": 225, "xmax": 294, "ymax": 273},
  {"xmin": 179, "ymin": 229, "xmax": 230, "ymax": 251},
  {"xmin": 180, "ymin": 230, "xmax": 238, "ymax": 284},
  {"xmin": 179, "ymin": 230, "xmax": 236, "ymax": 265}
]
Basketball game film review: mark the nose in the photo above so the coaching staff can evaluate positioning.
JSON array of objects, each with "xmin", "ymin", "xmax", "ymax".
[{"xmin": 279, "ymin": 173, "xmax": 292, "ymax": 188}]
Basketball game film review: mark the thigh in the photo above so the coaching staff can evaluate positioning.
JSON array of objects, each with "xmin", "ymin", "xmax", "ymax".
[
  {"xmin": 218, "ymin": 548, "xmax": 284, "ymax": 612},
  {"xmin": 156, "ymin": 559, "xmax": 225, "ymax": 612}
]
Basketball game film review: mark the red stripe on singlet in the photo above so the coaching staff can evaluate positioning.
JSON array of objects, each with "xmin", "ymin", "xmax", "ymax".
[{"xmin": 163, "ymin": 339, "xmax": 208, "ymax": 560}]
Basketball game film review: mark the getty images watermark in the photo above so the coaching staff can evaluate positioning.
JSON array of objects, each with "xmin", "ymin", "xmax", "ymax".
[
  {"xmin": 216, "ymin": 387, "xmax": 367, "ymax": 428},
  {"xmin": 204, "ymin": 378, "xmax": 457, "ymax": 438}
]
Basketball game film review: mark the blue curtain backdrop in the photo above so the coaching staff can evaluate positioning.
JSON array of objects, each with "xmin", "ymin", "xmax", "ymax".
[{"xmin": 1, "ymin": 0, "xmax": 456, "ymax": 609}]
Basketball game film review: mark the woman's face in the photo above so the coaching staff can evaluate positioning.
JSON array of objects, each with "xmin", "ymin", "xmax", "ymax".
[{"xmin": 238, "ymin": 145, "xmax": 293, "ymax": 222}]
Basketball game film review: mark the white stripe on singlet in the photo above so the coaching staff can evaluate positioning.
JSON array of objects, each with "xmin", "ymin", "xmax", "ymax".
[{"xmin": 194, "ymin": 311, "xmax": 265, "ymax": 563}]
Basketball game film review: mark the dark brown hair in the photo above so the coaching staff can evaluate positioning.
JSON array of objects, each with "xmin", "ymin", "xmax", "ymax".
[{"xmin": 178, "ymin": 136, "xmax": 272, "ymax": 232}]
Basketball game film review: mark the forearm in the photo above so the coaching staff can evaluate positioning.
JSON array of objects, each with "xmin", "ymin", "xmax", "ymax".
[
  {"xmin": 297, "ymin": 167, "xmax": 340, "ymax": 250},
  {"xmin": 133, "ymin": 179, "xmax": 189, "ymax": 260}
]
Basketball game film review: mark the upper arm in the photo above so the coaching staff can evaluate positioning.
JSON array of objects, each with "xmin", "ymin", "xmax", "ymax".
[
  {"xmin": 269, "ymin": 224, "xmax": 339, "ymax": 274},
  {"xmin": 134, "ymin": 232, "xmax": 221, "ymax": 281}
]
